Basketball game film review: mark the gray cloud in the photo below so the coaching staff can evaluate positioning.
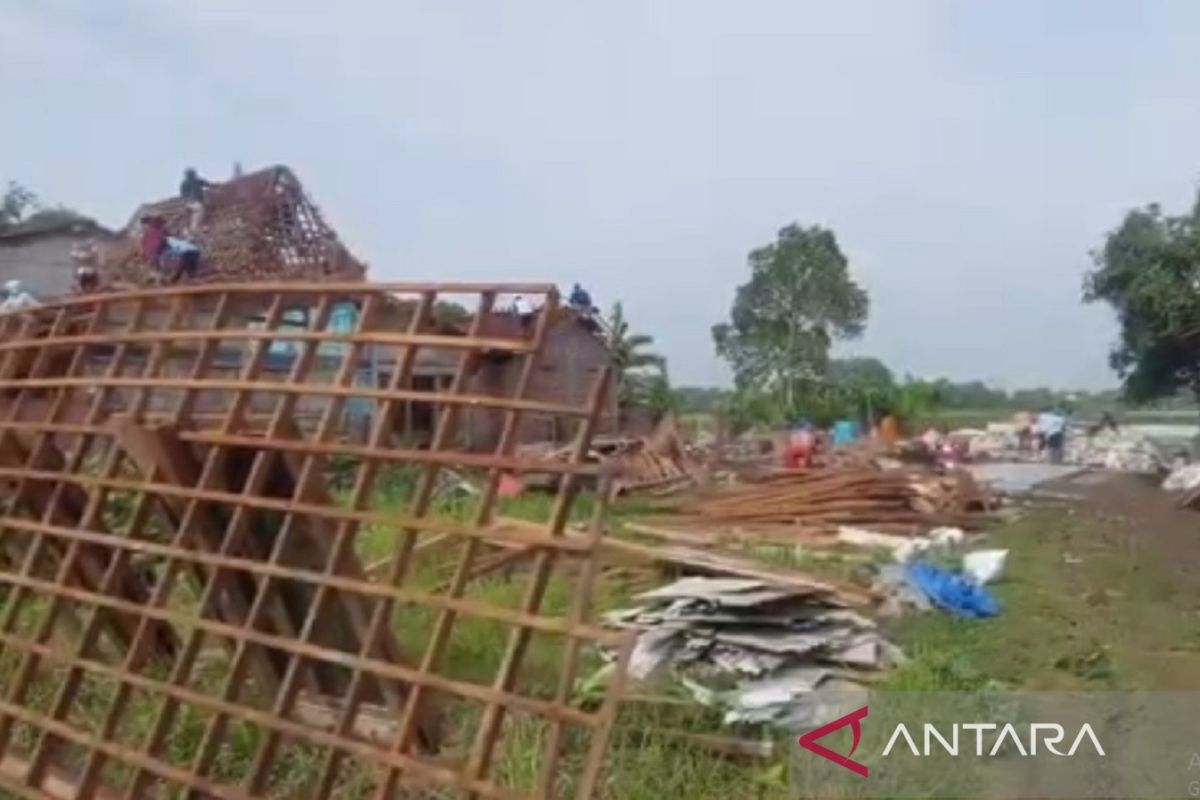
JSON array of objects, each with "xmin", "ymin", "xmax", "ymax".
[{"xmin": 4, "ymin": 0, "xmax": 1200, "ymax": 389}]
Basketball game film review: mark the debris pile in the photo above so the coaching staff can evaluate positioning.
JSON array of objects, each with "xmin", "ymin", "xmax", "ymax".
[
  {"xmin": 602, "ymin": 439, "xmax": 695, "ymax": 495},
  {"xmin": 678, "ymin": 467, "xmax": 994, "ymax": 532},
  {"xmin": 518, "ymin": 415, "xmax": 699, "ymax": 496},
  {"xmin": 606, "ymin": 577, "xmax": 897, "ymax": 727},
  {"xmin": 1163, "ymin": 463, "xmax": 1200, "ymax": 510},
  {"xmin": 1064, "ymin": 428, "xmax": 1164, "ymax": 473},
  {"xmin": 1163, "ymin": 463, "xmax": 1200, "ymax": 493}
]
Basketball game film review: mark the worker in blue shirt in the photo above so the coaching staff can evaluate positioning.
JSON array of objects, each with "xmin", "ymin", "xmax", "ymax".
[{"xmin": 163, "ymin": 236, "xmax": 201, "ymax": 283}]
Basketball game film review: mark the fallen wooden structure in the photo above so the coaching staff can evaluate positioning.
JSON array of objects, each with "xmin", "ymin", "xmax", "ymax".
[{"xmin": 0, "ymin": 282, "xmax": 631, "ymax": 800}]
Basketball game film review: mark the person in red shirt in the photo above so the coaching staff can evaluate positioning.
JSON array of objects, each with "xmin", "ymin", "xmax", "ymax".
[
  {"xmin": 139, "ymin": 215, "xmax": 168, "ymax": 266},
  {"xmin": 783, "ymin": 422, "xmax": 816, "ymax": 469}
]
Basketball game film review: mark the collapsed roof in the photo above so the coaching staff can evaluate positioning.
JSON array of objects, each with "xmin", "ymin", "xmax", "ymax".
[{"xmin": 101, "ymin": 165, "xmax": 366, "ymax": 286}]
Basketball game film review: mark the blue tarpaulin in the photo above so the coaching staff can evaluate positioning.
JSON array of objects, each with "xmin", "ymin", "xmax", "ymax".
[{"xmin": 904, "ymin": 561, "xmax": 1002, "ymax": 618}]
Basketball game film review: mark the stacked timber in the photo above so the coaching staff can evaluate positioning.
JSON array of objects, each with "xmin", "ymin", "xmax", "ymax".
[{"xmin": 676, "ymin": 467, "xmax": 993, "ymax": 531}]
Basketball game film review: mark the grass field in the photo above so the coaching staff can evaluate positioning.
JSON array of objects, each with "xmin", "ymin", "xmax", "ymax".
[{"xmin": 1, "ymin": 472, "xmax": 1193, "ymax": 798}]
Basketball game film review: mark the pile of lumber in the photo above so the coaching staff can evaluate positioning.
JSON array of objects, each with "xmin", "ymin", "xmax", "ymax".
[
  {"xmin": 608, "ymin": 441, "xmax": 694, "ymax": 495},
  {"xmin": 516, "ymin": 414, "xmax": 699, "ymax": 496},
  {"xmin": 675, "ymin": 467, "xmax": 993, "ymax": 532}
]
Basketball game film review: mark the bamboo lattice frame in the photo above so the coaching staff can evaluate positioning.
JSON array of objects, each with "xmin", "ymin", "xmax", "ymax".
[{"xmin": 0, "ymin": 283, "xmax": 630, "ymax": 799}]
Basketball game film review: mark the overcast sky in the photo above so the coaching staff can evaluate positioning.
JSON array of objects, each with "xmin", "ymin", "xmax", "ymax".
[{"xmin": 4, "ymin": 1, "xmax": 1200, "ymax": 390}]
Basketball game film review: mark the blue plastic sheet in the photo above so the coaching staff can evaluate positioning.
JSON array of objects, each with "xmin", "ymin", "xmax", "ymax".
[{"xmin": 904, "ymin": 561, "xmax": 1002, "ymax": 618}]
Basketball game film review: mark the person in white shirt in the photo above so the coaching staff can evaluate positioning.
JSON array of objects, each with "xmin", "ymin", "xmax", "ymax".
[
  {"xmin": 512, "ymin": 295, "xmax": 535, "ymax": 328},
  {"xmin": 1036, "ymin": 408, "xmax": 1067, "ymax": 464}
]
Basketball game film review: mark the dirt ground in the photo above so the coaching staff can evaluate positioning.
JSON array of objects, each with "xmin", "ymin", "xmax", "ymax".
[{"xmin": 889, "ymin": 469, "xmax": 1200, "ymax": 692}]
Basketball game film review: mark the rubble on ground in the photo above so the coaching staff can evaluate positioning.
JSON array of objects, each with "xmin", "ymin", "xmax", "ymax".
[
  {"xmin": 1163, "ymin": 463, "xmax": 1200, "ymax": 492},
  {"xmin": 516, "ymin": 414, "xmax": 699, "ymax": 496},
  {"xmin": 605, "ymin": 577, "xmax": 898, "ymax": 727},
  {"xmin": 1064, "ymin": 428, "xmax": 1164, "ymax": 472}
]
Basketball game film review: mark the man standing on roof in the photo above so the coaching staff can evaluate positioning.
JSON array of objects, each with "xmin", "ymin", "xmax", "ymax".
[{"xmin": 179, "ymin": 168, "xmax": 213, "ymax": 233}]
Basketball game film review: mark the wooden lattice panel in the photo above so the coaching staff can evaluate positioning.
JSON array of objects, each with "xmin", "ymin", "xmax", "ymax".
[{"xmin": 0, "ymin": 283, "xmax": 630, "ymax": 799}]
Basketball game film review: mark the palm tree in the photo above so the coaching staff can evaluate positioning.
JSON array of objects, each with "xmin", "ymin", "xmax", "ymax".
[
  {"xmin": 605, "ymin": 302, "xmax": 664, "ymax": 372},
  {"xmin": 603, "ymin": 302, "xmax": 667, "ymax": 404}
]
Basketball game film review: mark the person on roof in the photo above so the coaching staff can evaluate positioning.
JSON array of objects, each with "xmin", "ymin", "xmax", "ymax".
[
  {"xmin": 568, "ymin": 283, "xmax": 600, "ymax": 331},
  {"xmin": 179, "ymin": 168, "xmax": 213, "ymax": 233},
  {"xmin": 74, "ymin": 265, "xmax": 99, "ymax": 293},
  {"xmin": 568, "ymin": 283, "xmax": 593, "ymax": 311},
  {"xmin": 513, "ymin": 295, "xmax": 535, "ymax": 328},
  {"xmin": 179, "ymin": 168, "xmax": 212, "ymax": 203},
  {"xmin": 71, "ymin": 239, "xmax": 101, "ymax": 293},
  {"xmin": 163, "ymin": 236, "xmax": 202, "ymax": 283},
  {"xmin": 139, "ymin": 215, "xmax": 168, "ymax": 266}
]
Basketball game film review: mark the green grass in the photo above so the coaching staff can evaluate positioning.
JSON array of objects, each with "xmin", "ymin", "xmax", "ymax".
[{"xmin": 5, "ymin": 462, "xmax": 1197, "ymax": 798}]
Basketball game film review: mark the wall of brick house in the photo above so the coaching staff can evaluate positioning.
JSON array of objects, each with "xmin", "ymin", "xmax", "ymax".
[
  {"xmin": 0, "ymin": 235, "xmax": 83, "ymax": 298},
  {"xmin": 463, "ymin": 319, "xmax": 617, "ymax": 450}
]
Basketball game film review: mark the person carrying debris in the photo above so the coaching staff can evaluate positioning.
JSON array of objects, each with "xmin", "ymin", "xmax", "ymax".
[
  {"xmin": 179, "ymin": 168, "xmax": 213, "ymax": 233},
  {"xmin": 162, "ymin": 235, "xmax": 202, "ymax": 283}
]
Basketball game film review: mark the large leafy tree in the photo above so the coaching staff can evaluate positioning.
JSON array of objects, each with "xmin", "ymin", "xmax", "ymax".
[
  {"xmin": 712, "ymin": 224, "xmax": 868, "ymax": 409},
  {"xmin": 1084, "ymin": 196, "xmax": 1200, "ymax": 407}
]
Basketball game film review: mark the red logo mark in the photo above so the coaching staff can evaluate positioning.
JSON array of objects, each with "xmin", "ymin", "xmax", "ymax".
[{"xmin": 798, "ymin": 705, "xmax": 869, "ymax": 777}]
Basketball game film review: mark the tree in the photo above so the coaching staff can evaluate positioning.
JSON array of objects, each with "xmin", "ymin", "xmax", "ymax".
[
  {"xmin": 433, "ymin": 301, "xmax": 471, "ymax": 329},
  {"xmin": 712, "ymin": 224, "xmax": 868, "ymax": 412},
  {"xmin": 604, "ymin": 302, "xmax": 667, "ymax": 405},
  {"xmin": 675, "ymin": 386, "xmax": 730, "ymax": 414},
  {"xmin": 1084, "ymin": 195, "xmax": 1200, "ymax": 407},
  {"xmin": 635, "ymin": 372, "xmax": 681, "ymax": 416},
  {"xmin": 0, "ymin": 182, "xmax": 38, "ymax": 231},
  {"xmin": 827, "ymin": 357, "xmax": 893, "ymax": 389}
]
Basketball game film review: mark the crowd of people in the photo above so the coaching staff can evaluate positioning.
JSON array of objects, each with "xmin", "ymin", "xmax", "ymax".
[{"xmin": 780, "ymin": 406, "xmax": 1077, "ymax": 469}]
